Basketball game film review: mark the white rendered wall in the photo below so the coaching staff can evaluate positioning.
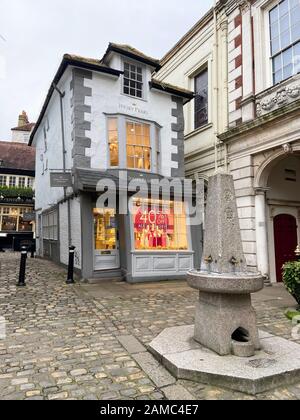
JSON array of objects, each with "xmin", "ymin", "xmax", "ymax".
[
  {"xmin": 11, "ymin": 130, "xmax": 31, "ymax": 144},
  {"xmin": 84, "ymin": 64, "xmax": 177, "ymax": 177},
  {"xmin": 70, "ymin": 197, "xmax": 82, "ymax": 270},
  {"xmin": 59, "ymin": 202, "xmax": 68, "ymax": 266},
  {"xmin": 33, "ymin": 68, "xmax": 73, "ymax": 213}
]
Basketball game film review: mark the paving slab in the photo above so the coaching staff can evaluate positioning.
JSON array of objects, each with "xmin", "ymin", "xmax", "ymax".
[
  {"xmin": 162, "ymin": 384, "xmax": 196, "ymax": 401},
  {"xmin": 117, "ymin": 335, "xmax": 146, "ymax": 355},
  {"xmin": 133, "ymin": 352, "xmax": 176, "ymax": 388}
]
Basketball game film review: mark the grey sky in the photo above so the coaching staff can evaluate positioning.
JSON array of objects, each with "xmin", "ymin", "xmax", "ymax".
[{"xmin": 0, "ymin": 0, "xmax": 212, "ymax": 140}]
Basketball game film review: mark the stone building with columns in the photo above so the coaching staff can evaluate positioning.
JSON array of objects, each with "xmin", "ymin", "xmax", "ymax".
[{"xmin": 156, "ymin": 0, "xmax": 300, "ymax": 283}]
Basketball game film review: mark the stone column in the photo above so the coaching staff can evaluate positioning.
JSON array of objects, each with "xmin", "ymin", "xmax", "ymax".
[
  {"xmin": 240, "ymin": 1, "xmax": 255, "ymax": 122},
  {"xmin": 255, "ymin": 188, "xmax": 270, "ymax": 282}
]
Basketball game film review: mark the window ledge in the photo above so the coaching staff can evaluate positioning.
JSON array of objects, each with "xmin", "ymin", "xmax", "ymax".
[{"xmin": 184, "ymin": 123, "xmax": 213, "ymax": 140}]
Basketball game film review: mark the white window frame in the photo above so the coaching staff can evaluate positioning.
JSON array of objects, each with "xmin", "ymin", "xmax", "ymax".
[
  {"xmin": 27, "ymin": 177, "xmax": 33, "ymax": 188},
  {"xmin": 42, "ymin": 209, "xmax": 58, "ymax": 241},
  {"xmin": 0, "ymin": 175, "xmax": 7, "ymax": 187},
  {"xmin": 9, "ymin": 176, "xmax": 16, "ymax": 187},
  {"xmin": 121, "ymin": 58, "xmax": 147, "ymax": 101},
  {"xmin": 265, "ymin": 0, "xmax": 300, "ymax": 86},
  {"xmin": 105, "ymin": 114, "xmax": 161, "ymax": 173},
  {"xmin": 18, "ymin": 177, "xmax": 26, "ymax": 188}
]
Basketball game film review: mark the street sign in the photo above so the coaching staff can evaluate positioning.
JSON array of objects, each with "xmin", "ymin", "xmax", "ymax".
[{"xmin": 50, "ymin": 172, "xmax": 72, "ymax": 188}]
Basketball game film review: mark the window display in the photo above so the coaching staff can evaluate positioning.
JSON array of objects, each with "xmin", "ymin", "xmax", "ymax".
[
  {"xmin": 108, "ymin": 118, "xmax": 119, "ymax": 167},
  {"xmin": 126, "ymin": 121, "xmax": 151, "ymax": 171},
  {"xmin": 133, "ymin": 199, "xmax": 188, "ymax": 251},
  {"xmin": 0, "ymin": 207, "xmax": 33, "ymax": 232}
]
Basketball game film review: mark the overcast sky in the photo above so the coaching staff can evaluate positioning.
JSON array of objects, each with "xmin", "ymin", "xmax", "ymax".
[{"xmin": 0, "ymin": 0, "xmax": 213, "ymax": 140}]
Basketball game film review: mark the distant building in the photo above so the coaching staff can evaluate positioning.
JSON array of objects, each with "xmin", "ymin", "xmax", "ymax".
[
  {"xmin": 0, "ymin": 138, "xmax": 35, "ymax": 250},
  {"xmin": 11, "ymin": 111, "xmax": 35, "ymax": 144}
]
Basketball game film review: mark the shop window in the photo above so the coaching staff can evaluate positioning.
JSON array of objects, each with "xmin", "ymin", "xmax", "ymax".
[
  {"xmin": 194, "ymin": 68, "xmax": 208, "ymax": 129},
  {"xmin": 133, "ymin": 199, "xmax": 188, "ymax": 251},
  {"xmin": 1, "ymin": 216, "xmax": 17, "ymax": 231},
  {"xmin": 18, "ymin": 208, "xmax": 32, "ymax": 232},
  {"xmin": 0, "ymin": 207, "xmax": 34, "ymax": 232},
  {"xmin": 108, "ymin": 118, "xmax": 119, "ymax": 167},
  {"xmin": 93, "ymin": 208, "xmax": 117, "ymax": 250},
  {"xmin": 270, "ymin": 0, "xmax": 300, "ymax": 84},
  {"xmin": 123, "ymin": 62, "xmax": 143, "ymax": 98},
  {"xmin": 126, "ymin": 121, "xmax": 151, "ymax": 171}
]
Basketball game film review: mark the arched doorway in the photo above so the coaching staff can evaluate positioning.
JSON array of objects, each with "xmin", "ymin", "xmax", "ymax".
[{"xmin": 273, "ymin": 214, "xmax": 298, "ymax": 282}]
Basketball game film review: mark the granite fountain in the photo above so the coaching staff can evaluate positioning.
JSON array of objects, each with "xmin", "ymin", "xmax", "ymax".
[{"xmin": 149, "ymin": 172, "xmax": 300, "ymax": 395}]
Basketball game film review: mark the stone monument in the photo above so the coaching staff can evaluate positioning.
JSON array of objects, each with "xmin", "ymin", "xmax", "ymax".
[
  {"xmin": 149, "ymin": 172, "xmax": 300, "ymax": 395},
  {"xmin": 187, "ymin": 172, "xmax": 264, "ymax": 357}
]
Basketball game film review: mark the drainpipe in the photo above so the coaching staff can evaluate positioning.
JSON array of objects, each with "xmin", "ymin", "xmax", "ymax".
[
  {"xmin": 213, "ymin": 0, "xmax": 219, "ymax": 172},
  {"xmin": 52, "ymin": 83, "xmax": 72, "ymax": 247}
]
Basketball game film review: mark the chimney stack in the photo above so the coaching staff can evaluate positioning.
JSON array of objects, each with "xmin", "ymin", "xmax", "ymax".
[{"xmin": 18, "ymin": 111, "xmax": 29, "ymax": 127}]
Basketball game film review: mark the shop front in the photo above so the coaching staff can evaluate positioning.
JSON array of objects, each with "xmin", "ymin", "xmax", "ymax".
[
  {"xmin": 78, "ymin": 170, "xmax": 202, "ymax": 283},
  {"xmin": 0, "ymin": 205, "xmax": 35, "ymax": 251}
]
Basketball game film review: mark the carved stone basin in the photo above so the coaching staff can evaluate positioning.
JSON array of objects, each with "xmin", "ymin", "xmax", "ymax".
[{"xmin": 187, "ymin": 270, "xmax": 264, "ymax": 295}]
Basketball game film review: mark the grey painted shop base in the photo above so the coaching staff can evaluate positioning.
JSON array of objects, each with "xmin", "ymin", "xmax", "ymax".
[{"xmin": 149, "ymin": 325, "xmax": 300, "ymax": 395}]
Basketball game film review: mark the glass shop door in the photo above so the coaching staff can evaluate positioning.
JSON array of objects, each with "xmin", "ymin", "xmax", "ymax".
[{"xmin": 93, "ymin": 208, "xmax": 120, "ymax": 271}]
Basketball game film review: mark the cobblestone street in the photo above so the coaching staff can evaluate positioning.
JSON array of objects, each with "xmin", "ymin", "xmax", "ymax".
[{"xmin": 0, "ymin": 253, "xmax": 299, "ymax": 400}]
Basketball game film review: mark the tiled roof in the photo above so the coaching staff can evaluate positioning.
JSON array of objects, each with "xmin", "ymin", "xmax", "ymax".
[
  {"xmin": 63, "ymin": 54, "xmax": 107, "ymax": 68},
  {"xmin": 150, "ymin": 79, "xmax": 194, "ymax": 97},
  {"xmin": 11, "ymin": 122, "xmax": 35, "ymax": 132},
  {"xmin": 0, "ymin": 141, "xmax": 35, "ymax": 171}
]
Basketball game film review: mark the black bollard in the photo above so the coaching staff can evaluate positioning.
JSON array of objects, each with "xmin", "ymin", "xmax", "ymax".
[
  {"xmin": 66, "ymin": 246, "xmax": 76, "ymax": 284},
  {"xmin": 30, "ymin": 242, "xmax": 35, "ymax": 259},
  {"xmin": 17, "ymin": 246, "xmax": 27, "ymax": 287}
]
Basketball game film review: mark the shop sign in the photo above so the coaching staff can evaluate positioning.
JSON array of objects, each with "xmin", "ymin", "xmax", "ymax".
[
  {"xmin": 23, "ymin": 212, "xmax": 36, "ymax": 222},
  {"xmin": 50, "ymin": 173, "xmax": 73, "ymax": 188}
]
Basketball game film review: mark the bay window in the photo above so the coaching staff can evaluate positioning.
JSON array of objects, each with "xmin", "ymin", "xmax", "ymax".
[
  {"xmin": 270, "ymin": 0, "xmax": 300, "ymax": 84},
  {"xmin": 106, "ymin": 116, "xmax": 160, "ymax": 172},
  {"xmin": 132, "ymin": 199, "xmax": 188, "ymax": 251},
  {"xmin": 126, "ymin": 121, "xmax": 151, "ymax": 171},
  {"xmin": 108, "ymin": 118, "xmax": 119, "ymax": 167}
]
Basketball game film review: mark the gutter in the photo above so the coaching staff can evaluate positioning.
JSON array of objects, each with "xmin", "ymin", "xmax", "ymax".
[{"xmin": 149, "ymin": 81, "xmax": 194, "ymax": 104}]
